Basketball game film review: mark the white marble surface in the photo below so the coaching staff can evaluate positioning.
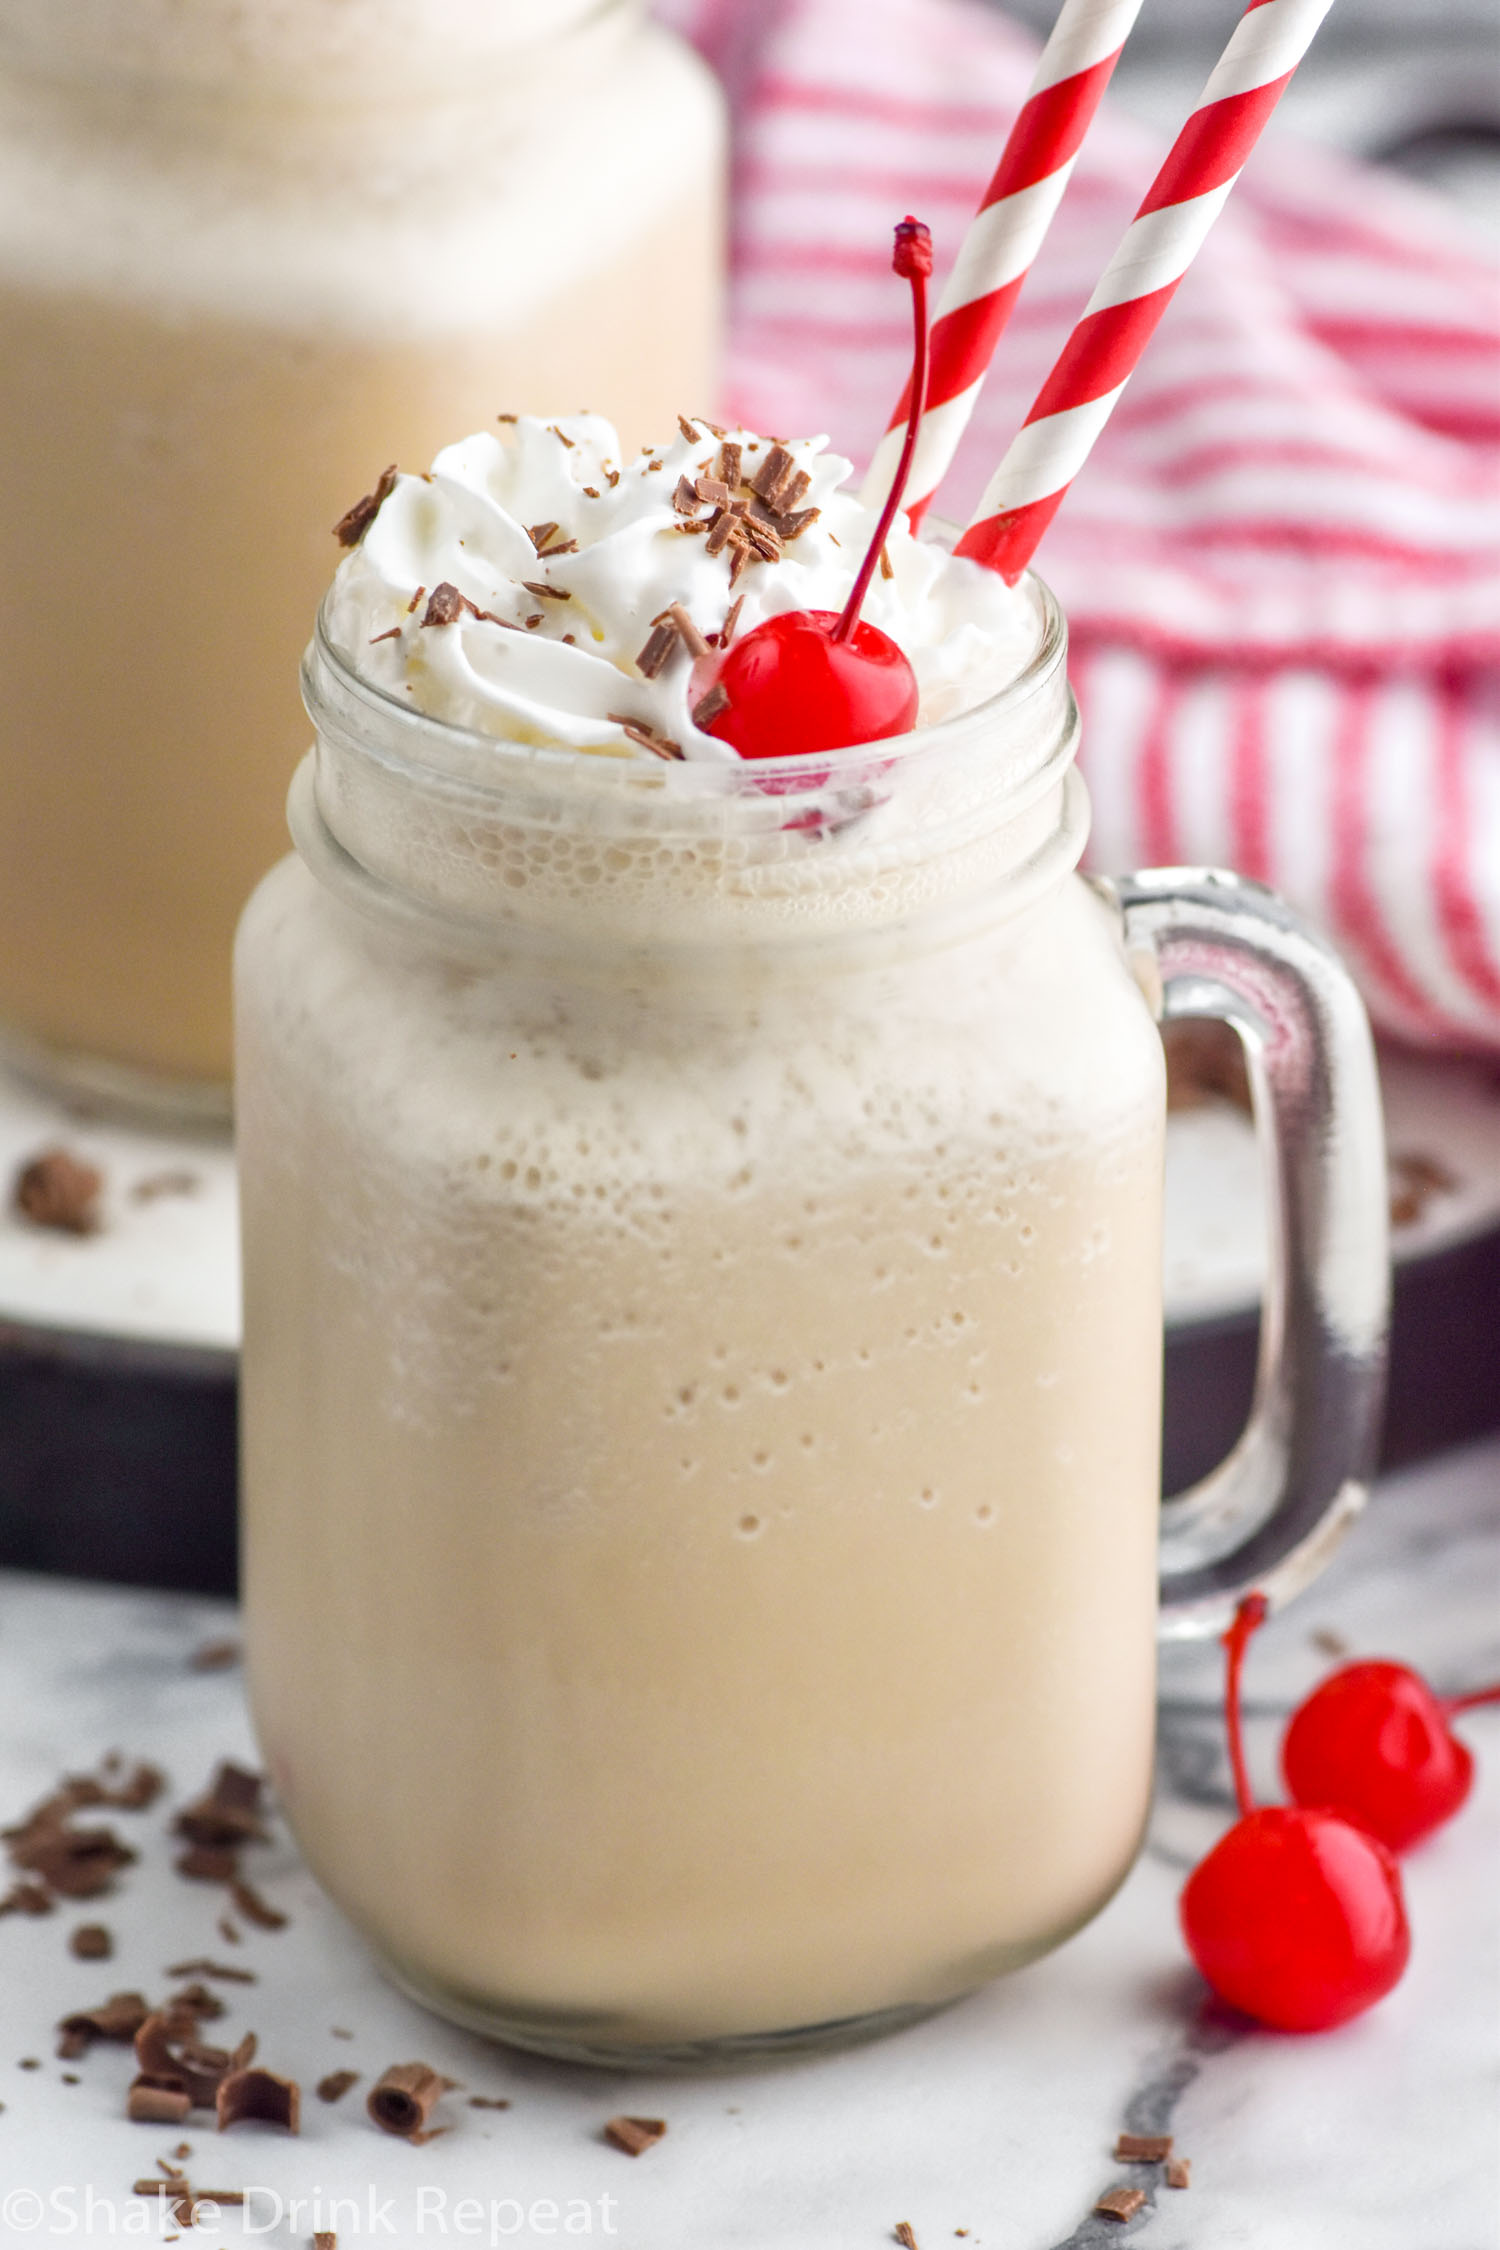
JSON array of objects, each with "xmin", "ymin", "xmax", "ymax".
[{"xmin": 0, "ymin": 1442, "xmax": 1495, "ymax": 2247}]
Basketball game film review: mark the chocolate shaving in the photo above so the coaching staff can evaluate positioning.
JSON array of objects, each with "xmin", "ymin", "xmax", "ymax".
[
  {"xmin": 606, "ymin": 469, "xmax": 620, "ymax": 487},
  {"xmin": 1114, "ymin": 2132, "xmax": 1173, "ymax": 2162},
  {"xmin": 229, "ymin": 1877, "xmax": 287, "ymax": 1931},
  {"xmin": 316, "ymin": 2068, "xmax": 360, "ymax": 2103},
  {"xmin": 69, "ymin": 1923, "xmax": 112, "ymax": 1960},
  {"xmin": 607, "ymin": 714, "xmax": 684, "ymax": 762},
  {"xmin": 8, "ymin": 1809, "xmax": 135, "ymax": 1897},
  {"xmin": 175, "ymin": 1763, "xmax": 265, "ymax": 1851},
  {"xmin": 603, "ymin": 2115, "xmax": 667, "ymax": 2157},
  {"xmin": 217, "ymin": 1915, "xmax": 241, "ymax": 1945},
  {"xmin": 636, "ymin": 621, "xmax": 679, "ymax": 679},
  {"xmin": 165, "ymin": 1958, "xmax": 256, "ymax": 1984},
  {"xmin": 719, "ymin": 594, "xmax": 745, "ymax": 647},
  {"xmin": 894, "ymin": 2228, "xmax": 920, "ymax": 2250},
  {"xmin": 332, "ymin": 465, "xmax": 397, "ymax": 548},
  {"xmin": 128, "ymin": 2075, "xmax": 192, "ymax": 2125},
  {"xmin": 691, "ymin": 683, "xmax": 731, "ymax": 729},
  {"xmin": 663, "ymin": 602, "xmax": 710, "ymax": 658},
  {"xmin": 12, "ymin": 1148, "xmax": 102, "ymax": 1236},
  {"xmin": 583, "ymin": 485, "xmax": 600, "ymax": 499},
  {"xmin": 777, "ymin": 467, "xmax": 812, "ymax": 512},
  {"xmin": 527, "ymin": 521, "xmax": 558, "ymax": 551},
  {"xmin": 134, "ymin": 2010, "xmax": 232, "ymax": 2110},
  {"xmin": 165, "ymin": 1982, "xmax": 226, "ymax": 2024},
  {"xmin": 879, "ymin": 543, "xmax": 894, "ymax": 580},
  {"xmin": 58, "ymin": 1991, "xmax": 150, "ymax": 2056},
  {"xmin": 752, "ymin": 443, "xmax": 798, "ymax": 506},
  {"xmin": 369, "ymin": 627, "xmax": 401, "ymax": 646},
  {"xmin": 677, "ymin": 413, "xmax": 701, "ymax": 443},
  {"xmin": 0, "ymin": 1881, "xmax": 53, "ymax": 1916},
  {"xmin": 728, "ymin": 542, "xmax": 753, "ymax": 587},
  {"xmin": 676, "ymin": 517, "xmax": 710, "ymax": 534},
  {"xmin": 217, "ymin": 2064, "xmax": 299, "ymax": 2134},
  {"xmin": 521, "ymin": 580, "xmax": 571, "ymax": 602},
  {"xmin": 717, "ymin": 440, "xmax": 742, "ymax": 489},
  {"xmin": 497, "ymin": 413, "xmax": 518, "ymax": 423},
  {"xmin": 524, "ymin": 614, "xmax": 544, "ymax": 629},
  {"xmin": 469, "ymin": 2094, "xmax": 512, "ymax": 2109},
  {"xmin": 1094, "ymin": 2187, "xmax": 1147, "ymax": 2222},
  {"xmin": 176, "ymin": 1845, "xmax": 239, "ymax": 1884},
  {"xmin": 406, "ymin": 585, "xmax": 427, "ymax": 613},
  {"xmin": 671, "ymin": 476, "xmax": 701, "ymax": 516},
  {"xmin": 188, "ymin": 1639, "xmax": 240, "ymax": 1673},
  {"xmin": 1165, "ymin": 2159, "xmax": 1191, "ymax": 2189},
  {"xmin": 421, "ymin": 582, "xmax": 467, "ymax": 628},
  {"xmin": 740, "ymin": 515, "xmax": 783, "ymax": 563},
  {"xmin": 704, "ymin": 506, "xmax": 737, "ymax": 558},
  {"xmin": 315, "ymin": 2236, "xmax": 337, "ymax": 2250},
  {"xmin": 772, "ymin": 505, "xmax": 820, "ymax": 542},
  {"xmin": 548, "ymin": 425, "xmax": 576, "ymax": 448},
  {"xmin": 367, "ymin": 2061, "xmax": 456, "ymax": 2143},
  {"xmin": 97, "ymin": 1759, "xmax": 165, "ymax": 1812},
  {"xmin": 1390, "ymin": 1148, "xmax": 1458, "ymax": 1227},
  {"xmin": 694, "ymin": 474, "xmax": 730, "ymax": 508}
]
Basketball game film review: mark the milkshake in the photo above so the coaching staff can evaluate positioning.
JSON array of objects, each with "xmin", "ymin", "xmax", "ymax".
[
  {"xmin": 238, "ymin": 416, "xmax": 1168, "ymax": 2055},
  {"xmin": 0, "ymin": 2, "xmax": 723, "ymax": 1106}
]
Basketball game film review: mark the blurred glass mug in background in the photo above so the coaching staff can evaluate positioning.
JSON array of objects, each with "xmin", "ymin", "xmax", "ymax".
[
  {"xmin": 0, "ymin": 0, "xmax": 723, "ymax": 1117},
  {"xmin": 236, "ymin": 570, "xmax": 1390, "ymax": 2066}
]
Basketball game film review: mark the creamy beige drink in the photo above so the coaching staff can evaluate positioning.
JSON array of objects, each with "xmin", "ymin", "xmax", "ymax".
[
  {"xmin": 0, "ymin": 2, "xmax": 722, "ymax": 1103},
  {"xmin": 238, "ymin": 413, "xmax": 1167, "ymax": 2056}
]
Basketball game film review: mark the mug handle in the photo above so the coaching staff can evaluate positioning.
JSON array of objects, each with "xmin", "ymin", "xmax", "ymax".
[{"xmin": 1104, "ymin": 868, "xmax": 1390, "ymax": 1640}]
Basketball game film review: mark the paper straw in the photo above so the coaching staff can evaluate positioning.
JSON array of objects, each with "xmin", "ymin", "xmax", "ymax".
[
  {"xmin": 956, "ymin": 0, "xmax": 1337, "ymax": 582},
  {"xmin": 860, "ymin": 0, "xmax": 1147, "ymax": 526}
]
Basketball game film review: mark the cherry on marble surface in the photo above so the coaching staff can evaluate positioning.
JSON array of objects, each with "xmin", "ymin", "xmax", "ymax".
[{"xmin": 1282, "ymin": 1660, "xmax": 1500, "ymax": 1853}]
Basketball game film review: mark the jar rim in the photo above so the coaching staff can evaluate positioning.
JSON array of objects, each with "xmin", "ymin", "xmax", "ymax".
[{"xmin": 304, "ymin": 564, "xmax": 1069, "ymax": 817}]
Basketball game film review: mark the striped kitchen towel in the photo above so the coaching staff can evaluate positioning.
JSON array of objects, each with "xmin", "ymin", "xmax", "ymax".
[{"xmin": 663, "ymin": 0, "xmax": 1500, "ymax": 1050}]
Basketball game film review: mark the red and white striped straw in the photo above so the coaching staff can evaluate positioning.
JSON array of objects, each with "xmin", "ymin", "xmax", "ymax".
[
  {"xmin": 861, "ymin": 0, "xmax": 1147, "ymax": 527},
  {"xmin": 956, "ymin": 0, "xmax": 1337, "ymax": 583}
]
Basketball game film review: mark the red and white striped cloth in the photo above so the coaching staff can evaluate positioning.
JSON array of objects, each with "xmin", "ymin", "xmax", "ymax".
[{"xmin": 661, "ymin": 0, "xmax": 1500, "ymax": 1052}]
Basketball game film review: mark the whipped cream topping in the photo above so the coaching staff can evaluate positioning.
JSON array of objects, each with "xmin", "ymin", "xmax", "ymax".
[{"xmin": 327, "ymin": 414, "xmax": 1035, "ymax": 764}]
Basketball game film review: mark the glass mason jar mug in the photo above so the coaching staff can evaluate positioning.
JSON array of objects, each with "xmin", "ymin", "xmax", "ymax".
[{"xmin": 236, "ymin": 577, "xmax": 1389, "ymax": 2066}]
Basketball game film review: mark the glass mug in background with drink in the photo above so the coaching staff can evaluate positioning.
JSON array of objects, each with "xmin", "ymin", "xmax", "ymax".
[
  {"xmin": 234, "ymin": 409, "xmax": 1389, "ymax": 2064},
  {"xmin": 0, "ymin": 0, "xmax": 723, "ymax": 1115}
]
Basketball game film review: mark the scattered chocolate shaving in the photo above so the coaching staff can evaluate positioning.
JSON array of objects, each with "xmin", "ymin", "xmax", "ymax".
[
  {"xmin": 893, "ymin": 2227, "xmax": 920, "ymax": 2249},
  {"xmin": 69, "ymin": 1923, "xmax": 112, "ymax": 1960},
  {"xmin": 497, "ymin": 413, "xmax": 518, "ymax": 424},
  {"xmin": 217, "ymin": 1917, "xmax": 241, "ymax": 1945},
  {"xmin": 663, "ymin": 602, "xmax": 710, "ymax": 659},
  {"xmin": 636, "ymin": 621, "xmax": 679, "ymax": 679},
  {"xmin": 879, "ymin": 543, "xmax": 894, "ymax": 580},
  {"xmin": 671, "ymin": 476, "xmax": 701, "ymax": 516},
  {"xmin": 604, "ymin": 2115, "xmax": 667, "ymax": 2157},
  {"xmin": 700, "ymin": 417, "xmax": 728, "ymax": 438},
  {"xmin": 740, "ymin": 515, "xmax": 783, "ymax": 563},
  {"xmin": 548, "ymin": 425, "xmax": 576, "ymax": 448},
  {"xmin": 58, "ymin": 1991, "xmax": 150, "ymax": 2056},
  {"xmin": 606, "ymin": 469, "xmax": 620, "ymax": 487},
  {"xmin": 677, "ymin": 414, "xmax": 701, "ymax": 443},
  {"xmin": 772, "ymin": 505, "xmax": 820, "ymax": 542},
  {"xmin": 1311, "ymin": 1627, "xmax": 1350, "ymax": 1660},
  {"xmin": 1163, "ymin": 1017, "xmax": 1251, "ymax": 1113},
  {"xmin": 217, "ymin": 2063, "xmax": 299, "ymax": 2134},
  {"xmin": 331, "ymin": 2026, "xmax": 354, "ymax": 2039},
  {"xmin": 332, "ymin": 466, "xmax": 397, "ymax": 548},
  {"xmin": 131, "ymin": 1169, "xmax": 199, "ymax": 1204},
  {"xmin": 720, "ymin": 594, "xmax": 745, "ymax": 647},
  {"xmin": 676, "ymin": 517, "xmax": 710, "ymax": 534},
  {"xmin": 728, "ymin": 542, "xmax": 753, "ymax": 587},
  {"xmin": 421, "ymin": 582, "xmax": 467, "ymax": 628},
  {"xmin": 406, "ymin": 585, "xmax": 427, "ymax": 613},
  {"xmin": 134, "ymin": 2009, "xmax": 232, "ymax": 2109},
  {"xmin": 694, "ymin": 475, "xmax": 730, "ymax": 509},
  {"xmin": 166, "ymin": 1958, "xmax": 256, "ymax": 1983},
  {"xmin": 1165, "ymin": 2158, "xmax": 1191, "ymax": 2189},
  {"xmin": 469, "ymin": 2094, "xmax": 512, "ymax": 2109},
  {"xmin": 18, "ymin": 2057, "xmax": 40, "ymax": 2068},
  {"xmin": 583, "ymin": 485, "xmax": 600, "ymax": 499},
  {"xmin": 520, "ymin": 579, "xmax": 571, "ymax": 602},
  {"xmin": 524, "ymin": 614, "xmax": 544, "ymax": 629},
  {"xmin": 607, "ymin": 713, "xmax": 683, "ymax": 761},
  {"xmin": 528, "ymin": 521, "xmax": 558, "ymax": 551},
  {"xmin": 188, "ymin": 1639, "xmax": 241, "ymax": 1673},
  {"xmin": 12, "ymin": 1147, "xmax": 102, "ymax": 1235},
  {"xmin": 166, "ymin": 1982, "xmax": 227, "ymax": 2024},
  {"xmin": 777, "ymin": 466, "xmax": 812, "ymax": 512},
  {"xmin": 646, "ymin": 458, "xmax": 663, "ymax": 471},
  {"xmin": 99, "ymin": 1760, "xmax": 165, "ymax": 1812},
  {"xmin": 128, "ymin": 2075, "xmax": 192, "ymax": 2125},
  {"xmin": 1390, "ymin": 1148, "xmax": 1458, "ymax": 1227},
  {"xmin": 176, "ymin": 1846, "xmax": 239, "ymax": 1884},
  {"xmin": 561, "ymin": 632, "xmax": 576, "ymax": 645},
  {"xmin": 717, "ymin": 440, "xmax": 742, "ymax": 489},
  {"xmin": 315, "ymin": 2236, "xmax": 337, "ymax": 2250},
  {"xmin": 1115, "ymin": 2132, "xmax": 1174, "ymax": 2162},
  {"xmin": 316, "ymin": 2068, "xmax": 360, "ymax": 2103},
  {"xmin": 8, "ymin": 1807, "xmax": 136, "ymax": 1898},
  {"xmin": 369, "ymin": 627, "xmax": 401, "ymax": 646},
  {"xmin": 752, "ymin": 443, "xmax": 798, "ymax": 506},
  {"xmin": 174, "ymin": 1763, "xmax": 265, "ymax": 1851},
  {"xmin": 0, "ymin": 1881, "xmax": 53, "ymax": 1916},
  {"xmin": 367, "ymin": 2061, "xmax": 456, "ymax": 2143},
  {"xmin": 229, "ymin": 1877, "xmax": 287, "ymax": 1931},
  {"xmin": 704, "ymin": 507, "xmax": 737, "ymax": 558},
  {"xmin": 1094, "ymin": 2187, "xmax": 1147, "ymax": 2222},
  {"xmin": 61, "ymin": 2072, "xmax": 79, "ymax": 2085},
  {"xmin": 692, "ymin": 683, "xmax": 731, "ymax": 729}
]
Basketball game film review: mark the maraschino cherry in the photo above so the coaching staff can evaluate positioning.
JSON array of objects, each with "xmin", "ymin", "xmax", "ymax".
[
  {"xmin": 689, "ymin": 217, "xmax": 933, "ymax": 760},
  {"xmin": 1282, "ymin": 1661, "xmax": 1500, "ymax": 1853},
  {"xmin": 1179, "ymin": 1596, "xmax": 1411, "ymax": 2033}
]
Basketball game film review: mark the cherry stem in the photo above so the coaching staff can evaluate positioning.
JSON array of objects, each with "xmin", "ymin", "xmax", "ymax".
[
  {"xmin": 833, "ymin": 216, "xmax": 932, "ymax": 646},
  {"xmin": 1444, "ymin": 1682, "xmax": 1500, "ymax": 1716},
  {"xmin": 1223, "ymin": 1593, "xmax": 1269, "ymax": 1820}
]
